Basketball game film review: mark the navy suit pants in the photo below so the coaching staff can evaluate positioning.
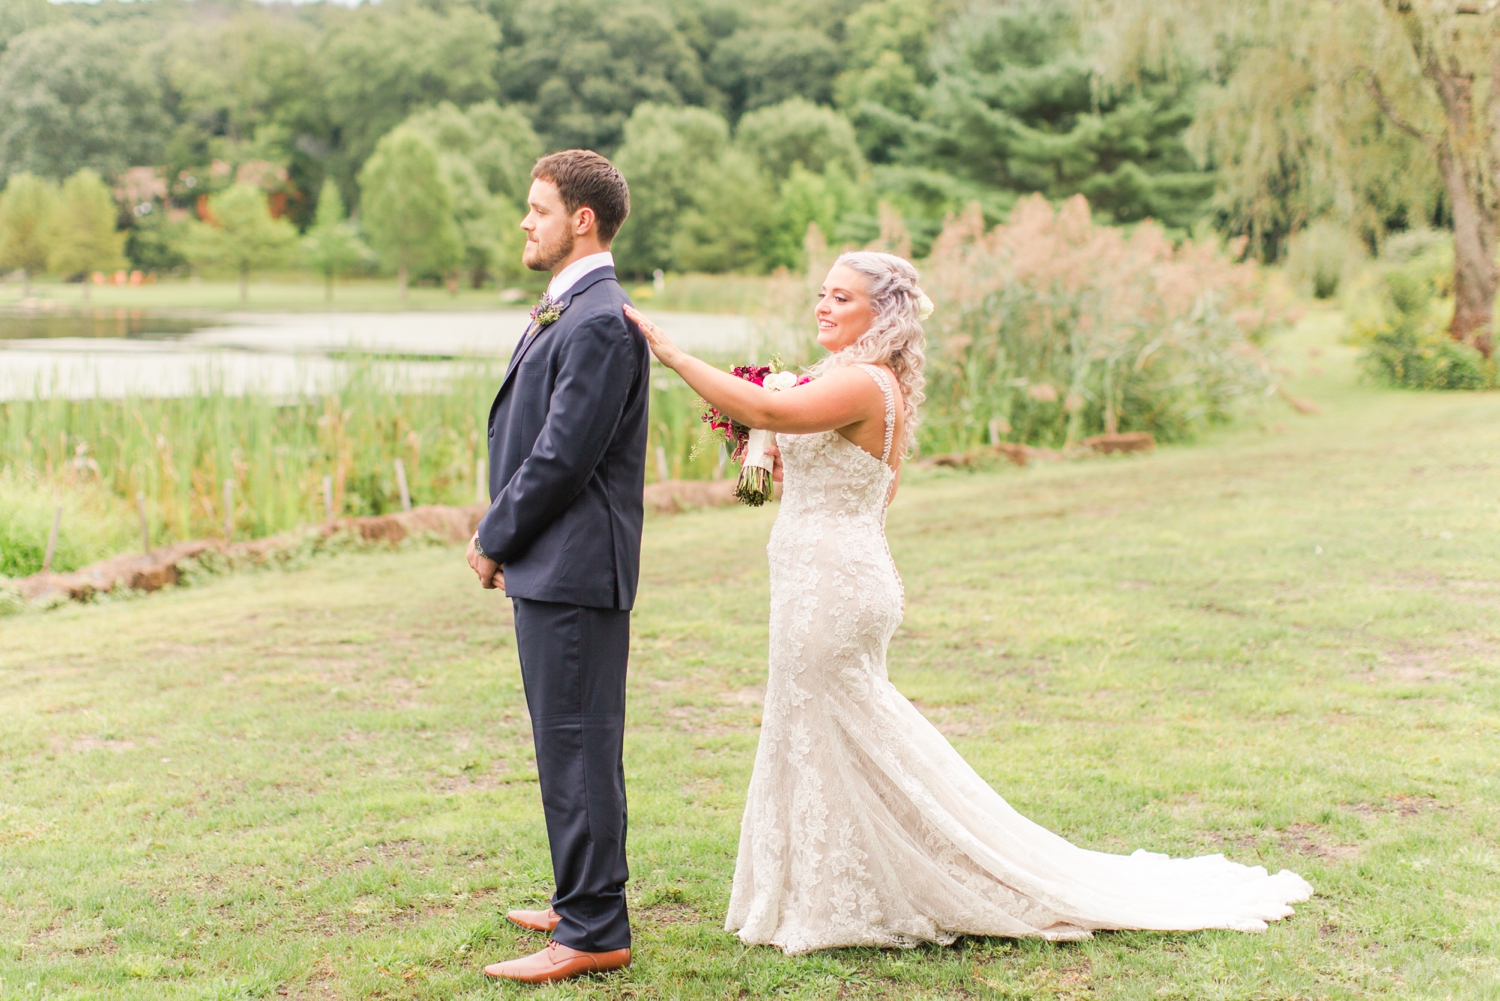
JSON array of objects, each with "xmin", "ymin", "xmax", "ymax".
[{"xmin": 511, "ymin": 597, "xmax": 631, "ymax": 952}]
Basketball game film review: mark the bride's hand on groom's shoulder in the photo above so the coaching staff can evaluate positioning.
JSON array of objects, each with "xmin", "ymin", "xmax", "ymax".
[{"xmin": 623, "ymin": 304, "xmax": 683, "ymax": 368}]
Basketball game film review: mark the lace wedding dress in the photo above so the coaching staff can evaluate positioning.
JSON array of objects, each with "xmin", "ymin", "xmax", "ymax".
[{"xmin": 724, "ymin": 364, "xmax": 1313, "ymax": 954}]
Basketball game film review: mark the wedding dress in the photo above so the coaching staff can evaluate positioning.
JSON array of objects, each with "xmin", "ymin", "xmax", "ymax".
[{"xmin": 724, "ymin": 363, "xmax": 1312, "ymax": 954}]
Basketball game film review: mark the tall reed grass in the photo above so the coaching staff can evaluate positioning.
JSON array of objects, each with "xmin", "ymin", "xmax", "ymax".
[
  {"xmin": 2, "ymin": 194, "xmax": 1295, "ymax": 575},
  {"xmin": 753, "ymin": 196, "xmax": 1291, "ymax": 454},
  {"xmin": 915, "ymin": 196, "xmax": 1291, "ymax": 451},
  {"xmin": 0, "ymin": 362, "xmax": 713, "ymax": 575}
]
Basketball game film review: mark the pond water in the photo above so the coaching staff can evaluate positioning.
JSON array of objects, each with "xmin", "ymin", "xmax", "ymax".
[
  {"xmin": 0, "ymin": 308, "xmax": 758, "ymax": 400},
  {"xmin": 0, "ymin": 308, "xmax": 208, "ymax": 340}
]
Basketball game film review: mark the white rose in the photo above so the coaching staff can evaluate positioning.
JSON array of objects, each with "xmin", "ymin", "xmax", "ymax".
[
  {"xmin": 764, "ymin": 370, "xmax": 799, "ymax": 391},
  {"xmin": 915, "ymin": 290, "xmax": 935, "ymax": 321}
]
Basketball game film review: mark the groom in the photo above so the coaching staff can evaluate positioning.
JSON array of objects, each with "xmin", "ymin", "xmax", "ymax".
[{"xmin": 466, "ymin": 150, "xmax": 647, "ymax": 984}]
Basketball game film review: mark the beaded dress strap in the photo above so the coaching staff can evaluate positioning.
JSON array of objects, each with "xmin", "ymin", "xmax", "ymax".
[{"xmin": 855, "ymin": 364, "xmax": 896, "ymax": 465}]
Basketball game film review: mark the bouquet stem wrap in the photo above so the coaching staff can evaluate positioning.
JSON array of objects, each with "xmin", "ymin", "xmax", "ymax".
[{"xmin": 735, "ymin": 428, "xmax": 775, "ymax": 506}]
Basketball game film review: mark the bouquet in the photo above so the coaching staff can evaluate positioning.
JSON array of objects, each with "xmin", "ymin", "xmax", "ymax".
[{"xmin": 698, "ymin": 358, "xmax": 809, "ymax": 506}]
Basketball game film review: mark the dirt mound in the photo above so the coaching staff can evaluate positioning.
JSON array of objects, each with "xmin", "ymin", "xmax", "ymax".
[
  {"xmin": 342, "ymin": 504, "xmax": 486, "ymax": 545},
  {"xmin": 17, "ymin": 504, "xmax": 488, "ymax": 603},
  {"xmin": 12, "ymin": 489, "xmax": 744, "ymax": 607},
  {"xmin": 1080, "ymin": 432, "xmax": 1155, "ymax": 455}
]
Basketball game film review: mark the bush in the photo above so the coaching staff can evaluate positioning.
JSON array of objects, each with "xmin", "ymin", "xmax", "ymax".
[
  {"xmin": 0, "ymin": 468, "xmax": 136, "ymax": 577},
  {"xmin": 1349, "ymin": 231, "xmax": 1496, "ymax": 390},
  {"xmin": 915, "ymin": 195, "xmax": 1288, "ymax": 450}
]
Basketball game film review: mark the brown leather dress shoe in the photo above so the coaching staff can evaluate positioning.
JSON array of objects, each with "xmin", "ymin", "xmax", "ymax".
[
  {"xmin": 506, "ymin": 906, "xmax": 560, "ymax": 933},
  {"xmin": 483, "ymin": 940, "xmax": 631, "ymax": 983}
]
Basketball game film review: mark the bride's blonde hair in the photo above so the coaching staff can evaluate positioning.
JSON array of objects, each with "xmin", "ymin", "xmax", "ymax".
[{"xmin": 807, "ymin": 251, "xmax": 927, "ymax": 455}]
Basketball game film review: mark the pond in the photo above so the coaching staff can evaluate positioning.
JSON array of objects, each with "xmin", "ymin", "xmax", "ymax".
[
  {"xmin": 0, "ymin": 308, "xmax": 209, "ymax": 341},
  {"xmin": 0, "ymin": 309, "xmax": 759, "ymax": 400}
]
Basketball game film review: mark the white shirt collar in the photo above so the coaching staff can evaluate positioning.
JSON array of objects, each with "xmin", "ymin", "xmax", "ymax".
[{"xmin": 547, "ymin": 251, "xmax": 614, "ymax": 300}]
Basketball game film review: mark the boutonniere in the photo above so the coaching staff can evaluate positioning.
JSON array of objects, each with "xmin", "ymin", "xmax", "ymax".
[{"xmin": 529, "ymin": 292, "xmax": 564, "ymax": 328}]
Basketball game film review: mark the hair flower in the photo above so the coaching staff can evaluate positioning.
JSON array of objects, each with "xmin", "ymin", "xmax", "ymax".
[{"xmin": 915, "ymin": 290, "xmax": 935, "ymax": 321}]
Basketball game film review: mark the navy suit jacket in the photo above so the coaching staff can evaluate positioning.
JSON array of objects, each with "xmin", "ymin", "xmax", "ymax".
[{"xmin": 478, "ymin": 266, "xmax": 649, "ymax": 610}]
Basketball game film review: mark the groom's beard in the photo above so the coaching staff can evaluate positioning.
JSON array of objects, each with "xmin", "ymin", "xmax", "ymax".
[{"xmin": 524, "ymin": 229, "xmax": 575, "ymax": 272}]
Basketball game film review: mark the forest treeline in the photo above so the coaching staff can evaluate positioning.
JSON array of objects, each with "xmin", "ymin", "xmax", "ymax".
[
  {"xmin": 0, "ymin": 0, "xmax": 1216, "ymax": 284},
  {"xmin": 1, "ymin": 0, "xmax": 1496, "ymax": 373}
]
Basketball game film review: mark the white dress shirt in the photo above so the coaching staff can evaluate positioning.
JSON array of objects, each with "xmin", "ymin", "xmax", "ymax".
[{"xmin": 547, "ymin": 251, "xmax": 615, "ymax": 300}]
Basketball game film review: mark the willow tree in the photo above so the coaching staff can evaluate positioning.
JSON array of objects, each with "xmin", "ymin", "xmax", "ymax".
[{"xmin": 1100, "ymin": 0, "xmax": 1499, "ymax": 355}]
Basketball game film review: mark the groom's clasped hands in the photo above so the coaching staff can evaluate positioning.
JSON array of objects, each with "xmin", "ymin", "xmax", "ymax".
[{"xmin": 465, "ymin": 534, "xmax": 504, "ymax": 590}]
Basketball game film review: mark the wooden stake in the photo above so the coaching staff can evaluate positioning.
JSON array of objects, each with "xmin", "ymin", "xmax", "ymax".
[
  {"xmin": 655, "ymin": 446, "xmax": 670, "ymax": 483},
  {"xmin": 394, "ymin": 458, "xmax": 412, "ymax": 512},
  {"xmin": 136, "ymin": 492, "xmax": 149, "ymax": 552},
  {"xmin": 223, "ymin": 480, "xmax": 233, "ymax": 541},
  {"xmin": 42, "ymin": 503, "xmax": 62, "ymax": 573},
  {"xmin": 475, "ymin": 458, "xmax": 486, "ymax": 505},
  {"xmin": 322, "ymin": 475, "xmax": 334, "ymax": 520},
  {"xmin": 713, "ymin": 444, "xmax": 726, "ymax": 481}
]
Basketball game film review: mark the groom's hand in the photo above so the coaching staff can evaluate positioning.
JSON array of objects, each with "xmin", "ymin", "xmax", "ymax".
[
  {"xmin": 479, "ymin": 556, "xmax": 504, "ymax": 590},
  {"xmin": 467, "ymin": 536, "xmax": 505, "ymax": 590}
]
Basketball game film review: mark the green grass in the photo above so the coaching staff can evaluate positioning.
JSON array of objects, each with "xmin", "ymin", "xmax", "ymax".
[{"xmin": 1, "ymin": 308, "xmax": 1498, "ymax": 999}]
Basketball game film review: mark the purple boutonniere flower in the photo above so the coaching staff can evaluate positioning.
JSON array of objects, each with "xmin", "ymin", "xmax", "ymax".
[{"xmin": 530, "ymin": 292, "xmax": 564, "ymax": 328}]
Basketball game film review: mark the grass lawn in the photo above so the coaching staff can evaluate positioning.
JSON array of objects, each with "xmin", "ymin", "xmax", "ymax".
[{"xmin": 2, "ymin": 310, "xmax": 1498, "ymax": 999}]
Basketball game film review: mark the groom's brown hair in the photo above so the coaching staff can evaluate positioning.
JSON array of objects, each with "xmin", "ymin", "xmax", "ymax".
[{"xmin": 532, "ymin": 150, "xmax": 630, "ymax": 244}]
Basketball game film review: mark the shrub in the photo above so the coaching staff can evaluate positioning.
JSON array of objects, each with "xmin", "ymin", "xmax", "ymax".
[
  {"xmin": 0, "ymin": 468, "xmax": 136, "ymax": 577},
  {"xmin": 915, "ymin": 196, "xmax": 1288, "ymax": 451},
  {"xmin": 1349, "ymin": 231, "xmax": 1496, "ymax": 390}
]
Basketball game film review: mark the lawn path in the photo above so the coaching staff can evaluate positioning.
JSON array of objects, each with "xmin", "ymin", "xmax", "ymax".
[{"xmin": 2, "ymin": 311, "xmax": 1498, "ymax": 999}]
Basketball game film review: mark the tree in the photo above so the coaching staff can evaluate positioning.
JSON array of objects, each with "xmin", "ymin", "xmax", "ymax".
[
  {"xmin": 299, "ymin": 180, "xmax": 370, "ymax": 302},
  {"xmin": 1101, "ymin": 0, "xmax": 1500, "ymax": 355},
  {"xmin": 184, "ymin": 184, "xmax": 297, "ymax": 302},
  {"xmin": 402, "ymin": 102, "xmax": 540, "ymax": 286},
  {"xmin": 0, "ymin": 0, "xmax": 56, "ymax": 56},
  {"xmin": 498, "ymin": 0, "xmax": 710, "ymax": 151},
  {"xmin": 447, "ymin": 101, "xmax": 544, "ymax": 206},
  {"xmin": 0, "ymin": 21, "xmax": 172, "ymax": 181},
  {"xmin": 0, "ymin": 173, "xmax": 57, "ymax": 294},
  {"xmin": 708, "ymin": 28, "xmax": 843, "ymax": 120},
  {"xmin": 46, "ymin": 170, "xmax": 126, "ymax": 300},
  {"xmin": 908, "ymin": 1, "xmax": 1215, "ymax": 231},
  {"xmin": 612, "ymin": 103, "xmax": 774, "ymax": 275},
  {"xmin": 166, "ymin": 7, "xmax": 319, "ymax": 150},
  {"xmin": 765, "ymin": 164, "xmax": 876, "ymax": 268},
  {"xmin": 735, "ymin": 98, "xmax": 866, "ymax": 184},
  {"xmin": 317, "ymin": 4, "xmax": 500, "ymax": 204},
  {"xmin": 359, "ymin": 127, "xmax": 462, "ymax": 301}
]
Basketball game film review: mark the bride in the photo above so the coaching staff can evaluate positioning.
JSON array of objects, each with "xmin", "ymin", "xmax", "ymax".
[{"xmin": 622, "ymin": 252, "xmax": 1311, "ymax": 955}]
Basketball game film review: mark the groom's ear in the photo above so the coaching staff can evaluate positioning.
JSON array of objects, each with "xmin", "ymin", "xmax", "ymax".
[{"xmin": 572, "ymin": 204, "xmax": 599, "ymax": 238}]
